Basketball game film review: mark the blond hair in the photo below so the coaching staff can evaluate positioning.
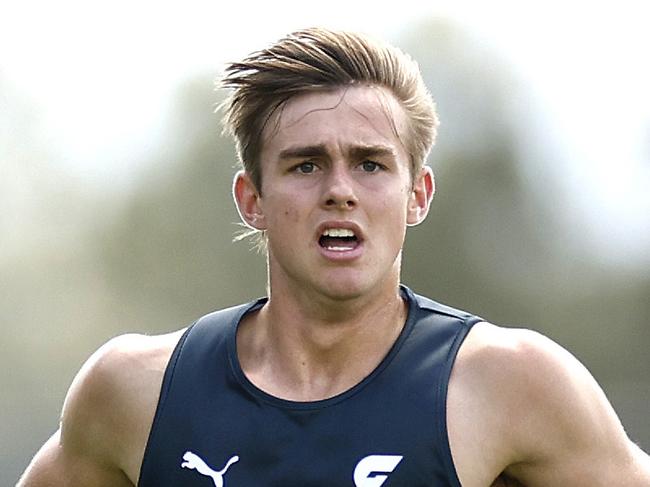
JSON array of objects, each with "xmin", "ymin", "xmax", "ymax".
[{"xmin": 220, "ymin": 27, "xmax": 438, "ymax": 192}]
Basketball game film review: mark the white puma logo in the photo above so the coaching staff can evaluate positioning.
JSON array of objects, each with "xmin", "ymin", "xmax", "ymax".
[{"xmin": 180, "ymin": 451, "xmax": 240, "ymax": 487}]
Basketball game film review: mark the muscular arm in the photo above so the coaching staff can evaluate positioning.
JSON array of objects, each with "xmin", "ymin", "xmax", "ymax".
[
  {"xmin": 503, "ymin": 329, "xmax": 650, "ymax": 485},
  {"xmin": 17, "ymin": 428, "xmax": 132, "ymax": 487},
  {"xmin": 449, "ymin": 322, "xmax": 650, "ymax": 486},
  {"xmin": 17, "ymin": 332, "xmax": 180, "ymax": 487}
]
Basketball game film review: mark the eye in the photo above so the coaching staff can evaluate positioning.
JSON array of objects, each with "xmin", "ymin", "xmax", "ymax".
[
  {"xmin": 293, "ymin": 161, "xmax": 318, "ymax": 174},
  {"xmin": 360, "ymin": 160, "xmax": 382, "ymax": 173}
]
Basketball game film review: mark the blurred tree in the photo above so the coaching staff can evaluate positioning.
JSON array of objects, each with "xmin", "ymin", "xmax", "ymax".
[
  {"xmin": 399, "ymin": 19, "xmax": 650, "ymax": 446},
  {"xmin": 96, "ymin": 76, "xmax": 267, "ymax": 335}
]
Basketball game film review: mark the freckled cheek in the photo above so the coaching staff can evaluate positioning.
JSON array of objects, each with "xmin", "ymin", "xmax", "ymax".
[
  {"xmin": 284, "ymin": 208, "xmax": 300, "ymax": 223},
  {"xmin": 263, "ymin": 192, "xmax": 305, "ymax": 225},
  {"xmin": 271, "ymin": 202, "xmax": 300, "ymax": 224}
]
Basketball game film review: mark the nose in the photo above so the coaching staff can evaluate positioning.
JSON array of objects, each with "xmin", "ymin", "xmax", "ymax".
[{"xmin": 322, "ymin": 164, "xmax": 358, "ymax": 210}]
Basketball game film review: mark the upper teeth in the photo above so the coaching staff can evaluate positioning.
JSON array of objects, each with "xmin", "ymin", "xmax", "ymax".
[{"xmin": 323, "ymin": 228, "xmax": 355, "ymax": 237}]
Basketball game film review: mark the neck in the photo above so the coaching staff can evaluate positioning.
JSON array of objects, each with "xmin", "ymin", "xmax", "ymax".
[{"xmin": 237, "ymin": 278, "xmax": 408, "ymax": 402}]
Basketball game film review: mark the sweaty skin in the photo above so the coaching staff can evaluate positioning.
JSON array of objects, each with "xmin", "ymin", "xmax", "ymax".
[{"xmin": 18, "ymin": 86, "xmax": 650, "ymax": 486}]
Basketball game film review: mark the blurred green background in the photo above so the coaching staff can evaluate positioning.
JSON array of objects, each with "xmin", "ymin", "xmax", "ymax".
[{"xmin": 3, "ymin": 2, "xmax": 649, "ymax": 484}]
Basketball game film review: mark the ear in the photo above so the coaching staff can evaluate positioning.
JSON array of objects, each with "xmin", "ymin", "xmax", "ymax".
[
  {"xmin": 232, "ymin": 170, "xmax": 267, "ymax": 230},
  {"xmin": 406, "ymin": 166, "xmax": 435, "ymax": 226}
]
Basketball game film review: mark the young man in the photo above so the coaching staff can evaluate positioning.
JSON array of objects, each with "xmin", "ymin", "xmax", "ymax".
[{"xmin": 18, "ymin": 28, "xmax": 650, "ymax": 487}]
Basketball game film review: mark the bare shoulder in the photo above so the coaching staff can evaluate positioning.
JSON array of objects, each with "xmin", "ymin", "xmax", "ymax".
[
  {"xmin": 448, "ymin": 322, "xmax": 650, "ymax": 486},
  {"xmin": 62, "ymin": 331, "xmax": 185, "ymax": 422},
  {"xmin": 63, "ymin": 330, "xmax": 185, "ymax": 418},
  {"xmin": 62, "ymin": 330, "xmax": 187, "ymax": 481},
  {"xmin": 18, "ymin": 329, "xmax": 186, "ymax": 486},
  {"xmin": 447, "ymin": 322, "xmax": 536, "ymax": 485}
]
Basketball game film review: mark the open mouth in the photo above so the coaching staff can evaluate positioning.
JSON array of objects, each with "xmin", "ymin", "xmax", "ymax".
[{"xmin": 318, "ymin": 228, "xmax": 359, "ymax": 251}]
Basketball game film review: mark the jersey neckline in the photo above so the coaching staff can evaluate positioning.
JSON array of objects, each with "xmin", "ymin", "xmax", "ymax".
[{"xmin": 226, "ymin": 284, "xmax": 419, "ymax": 410}]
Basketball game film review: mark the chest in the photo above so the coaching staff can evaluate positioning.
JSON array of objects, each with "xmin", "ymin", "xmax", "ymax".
[{"xmin": 141, "ymin": 383, "xmax": 452, "ymax": 486}]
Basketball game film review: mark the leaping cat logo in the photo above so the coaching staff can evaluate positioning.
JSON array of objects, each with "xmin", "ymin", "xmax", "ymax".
[{"xmin": 180, "ymin": 451, "xmax": 240, "ymax": 487}]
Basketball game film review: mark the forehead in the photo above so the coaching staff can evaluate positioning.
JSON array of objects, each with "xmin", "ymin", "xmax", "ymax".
[{"xmin": 260, "ymin": 85, "xmax": 409, "ymax": 159}]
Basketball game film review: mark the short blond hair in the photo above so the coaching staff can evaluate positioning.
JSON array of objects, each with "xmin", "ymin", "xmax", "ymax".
[{"xmin": 220, "ymin": 27, "xmax": 439, "ymax": 192}]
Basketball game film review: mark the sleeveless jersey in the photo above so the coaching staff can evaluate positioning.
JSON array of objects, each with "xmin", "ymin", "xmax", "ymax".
[{"xmin": 138, "ymin": 285, "xmax": 481, "ymax": 486}]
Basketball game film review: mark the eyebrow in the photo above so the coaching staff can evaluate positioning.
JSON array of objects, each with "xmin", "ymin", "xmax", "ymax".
[
  {"xmin": 278, "ymin": 144, "xmax": 397, "ymax": 160},
  {"xmin": 349, "ymin": 145, "xmax": 396, "ymax": 160},
  {"xmin": 278, "ymin": 144, "xmax": 329, "ymax": 160}
]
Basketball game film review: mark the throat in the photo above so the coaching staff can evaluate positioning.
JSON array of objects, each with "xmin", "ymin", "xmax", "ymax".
[{"xmin": 240, "ymin": 295, "xmax": 408, "ymax": 401}]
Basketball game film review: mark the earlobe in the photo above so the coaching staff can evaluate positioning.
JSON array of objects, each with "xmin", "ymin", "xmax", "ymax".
[
  {"xmin": 233, "ymin": 170, "xmax": 267, "ymax": 230},
  {"xmin": 406, "ymin": 166, "xmax": 435, "ymax": 226}
]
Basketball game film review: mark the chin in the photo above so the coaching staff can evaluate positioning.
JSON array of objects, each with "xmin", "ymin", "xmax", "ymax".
[
  {"xmin": 314, "ymin": 277, "xmax": 374, "ymax": 302},
  {"xmin": 320, "ymin": 287, "xmax": 364, "ymax": 302}
]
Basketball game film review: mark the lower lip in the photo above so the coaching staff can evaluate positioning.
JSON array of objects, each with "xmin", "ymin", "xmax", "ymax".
[{"xmin": 318, "ymin": 241, "xmax": 364, "ymax": 261}]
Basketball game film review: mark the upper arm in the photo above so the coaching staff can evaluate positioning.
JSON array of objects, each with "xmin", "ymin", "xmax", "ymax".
[
  {"xmin": 16, "ymin": 333, "xmax": 168, "ymax": 487},
  {"xmin": 449, "ymin": 322, "xmax": 650, "ymax": 486},
  {"xmin": 503, "ymin": 329, "xmax": 650, "ymax": 485},
  {"xmin": 17, "ymin": 428, "xmax": 132, "ymax": 487}
]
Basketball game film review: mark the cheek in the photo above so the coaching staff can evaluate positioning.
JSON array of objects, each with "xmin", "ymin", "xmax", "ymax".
[
  {"xmin": 284, "ymin": 208, "xmax": 300, "ymax": 224},
  {"xmin": 267, "ymin": 209, "xmax": 300, "ymax": 228},
  {"xmin": 262, "ymin": 192, "xmax": 303, "ymax": 226},
  {"xmin": 379, "ymin": 187, "xmax": 410, "ymax": 218}
]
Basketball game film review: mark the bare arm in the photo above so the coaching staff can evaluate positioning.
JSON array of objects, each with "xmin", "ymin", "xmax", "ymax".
[
  {"xmin": 17, "ymin": 428, "xmax": 132, "ymax": 487},
  {"xmin": 17, "ymin": 338, "xmax": 136, "ymax": 487},
  {"xmin": 449, "ymin": 322, "xmax": 650, "ymax": 486},
  {"xmin": 504, "ymin": 328, "xmax": 650, "ymax": 485},
  {"xmin": 17, "ymin": 332, "xmax": 179, "ymax": 487}
]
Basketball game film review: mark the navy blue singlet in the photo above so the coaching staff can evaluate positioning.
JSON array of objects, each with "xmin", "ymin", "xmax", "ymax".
[{"xmin": 138, "ymin": 286, "xmax": 481, "ymax": 486}]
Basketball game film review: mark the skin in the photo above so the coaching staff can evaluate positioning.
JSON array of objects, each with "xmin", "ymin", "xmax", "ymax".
[{"xmin": 18, "ymin": 85, "xmax": 650, "ymax": 486}]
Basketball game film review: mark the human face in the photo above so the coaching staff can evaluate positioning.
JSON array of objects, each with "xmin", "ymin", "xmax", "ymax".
[{"xmin": 234, "ymin": 85, "xmax": 433, "ymax": 302}]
